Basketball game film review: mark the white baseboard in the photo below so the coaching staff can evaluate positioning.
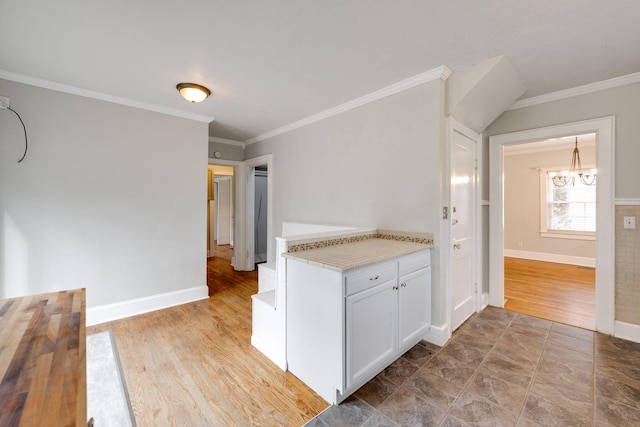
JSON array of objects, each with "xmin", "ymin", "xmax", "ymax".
[
  {"xmin": 615, "ymin": 320, "xmax": 640, "ymax": 344},
  {"xmin": 423, "ymin": 323, "xmax": 450, "ymax": 347},
  {"xmin": 87, "ymin": 286, "xmax": 209, "ymax": 326},
  {"xmin": 481, "ymin": 292, "xmax": 489, "ymax": 310},
  {"xmin": 504, "ymin": 249, "xmax": 595, "ymax": 268},
  {"xmin": 251, "ymin": 336, "xmax": 287, "ymax": 371}
]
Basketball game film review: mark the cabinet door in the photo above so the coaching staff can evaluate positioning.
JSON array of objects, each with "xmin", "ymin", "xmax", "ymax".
[
  {"xmin": 346, "ymin": 280, "xmax": 397, "ymax": 389},
  {"xmin": 398, "ymin": 267, "xmax": 431, "ymax": 350}
]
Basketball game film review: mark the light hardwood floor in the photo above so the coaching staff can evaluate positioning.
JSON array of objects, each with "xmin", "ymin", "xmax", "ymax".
[
  {"xmin": 504, "ymin": 257, "xmax": 595, "ymax": 330},
  {"xmin": 87, "ymin": 257, "xmax": 327, "ymax": 426}
]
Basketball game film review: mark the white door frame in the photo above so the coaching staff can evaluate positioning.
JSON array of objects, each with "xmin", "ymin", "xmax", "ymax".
[
  {"xmin": 208, "ymin": 158, "xmax": 244, "ymax": 270},
  {"xmin": 489, "ymin": 116, "xmax": 615, "ymax": 334},
  {"xmin": 244, "ymin": 154, "xmax": 273, "ymax": 270},
  {"xmin": 447, "ymin": 118, "xmax": 482, "ymax": 334}
]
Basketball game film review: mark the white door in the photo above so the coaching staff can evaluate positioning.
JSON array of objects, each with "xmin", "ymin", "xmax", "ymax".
[
  {"xmin": 450, "ymin": 128, "xmax": 477, "ymax": 331},
  {"xmin": 216, "ymin": 177, "xmax": 231, "ymax": 245}
]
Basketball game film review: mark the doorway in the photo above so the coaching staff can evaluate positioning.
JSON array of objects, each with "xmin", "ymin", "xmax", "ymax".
[
  {"xmin": 245, "ymin": 154, "xmax": 273, "ymax": 270},
  {"xmin": 207, "ymin": 165, "xmax": 235, "ymax": 263},
  {"xmin": 502, "ymin": 134, "xmax": 596, "ymax": 329},
  {"xmin": 253, "ymin": 166, "xmax": 268, "ymax": 265},
  {"xmin": 489, "ymin": 116, "xmax": 615, "ymax": 334}
]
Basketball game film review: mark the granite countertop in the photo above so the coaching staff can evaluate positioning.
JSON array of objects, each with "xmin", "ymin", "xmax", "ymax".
[{"xmin": 282, "ymin": 238, "xmax": 431, "ymax": 272}]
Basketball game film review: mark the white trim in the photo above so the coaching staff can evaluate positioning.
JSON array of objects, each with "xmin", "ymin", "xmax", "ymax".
[
  {"xmin": 86, "ymin": 286, "xmax": 208, "ymax": 326},
  {"xmin": 209, "ymin": 136, "xmax": 245, "ymax": 148},
  {"xmin": 614, "ymin": 321, "xmax": 640, "ymax": 344},
  {"xmin": 480, "ymin": 292, "xmax": 489, "ymax": 310},
  {"xmin": 250, "ymin": 335, "xmax": 287, "ymax": 370},
  {"xmin": 503, "ymin": 139, "xmax": 595, "ymax": 156},
  {"xmin": 504, "ymin": 249, "xmax": 595, "ymax": 268},
  {"xmin": 423, "ymin": 323, "xmax": 450, "ymax": 347},
  {"xmin": 245, "ymin": 65, "xmax": 452, "ymax": 145},
  {"xmin": 540, "ymin": 232, "xmax": 595, "ymax": 241},
  {"xmin": 615, "ymin": 198, "xmax": 640, "ymax": 206},
  {"xmin": 508, "ymin": 72, "xmax": 640, "ymax": 110},
  {"xmin": 490, "ymin": 116, "xmax": 615, "ymax": 335},
  {"xmin": 244, "ymin": 154, "xmax": 274, "ymax": 270},
  {"xmin": 0, "ymin": 69, "xmax": 214, "ymax": 123}
]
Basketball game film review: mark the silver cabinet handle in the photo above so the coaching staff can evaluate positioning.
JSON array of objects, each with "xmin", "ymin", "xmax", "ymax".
[
  {"xmin": 453, "ymin": 243, "xmax": 461, "ymax": 250},
  {"xmin": 401, "ymin": 283, "xmax": 406, "ymax": 288},
  {"xmin": 369, "ymin": 275, "xmax": 379, "ymax": 281},
  {"xmin": 392, "ymin": 285, "xmax": 399, "ymax": 290}
]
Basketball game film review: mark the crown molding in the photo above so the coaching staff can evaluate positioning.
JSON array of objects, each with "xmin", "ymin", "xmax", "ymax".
[
  {"xmin": 208, "ymin": 136, "xmax": 245, "ymax": 148},
  {"xmin": 0, "ymin": 69, "xmax": 215, "ymax": 123},
  {"xmin": 508, "ymin": 72, "xmax": 640, "ymax": 110},
  {"xmin": 245, "ymin": 65, "xmax": 452, "ymax": 145}
]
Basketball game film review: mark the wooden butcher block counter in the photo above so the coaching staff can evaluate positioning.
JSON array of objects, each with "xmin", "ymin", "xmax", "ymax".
[{"xmin": 0, "ymin": 289, "xmax": 86, "ymax": 427}]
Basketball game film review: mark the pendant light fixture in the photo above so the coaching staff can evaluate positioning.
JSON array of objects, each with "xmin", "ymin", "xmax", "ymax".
[
  {"xmin": 176, "ymin": 83, "xmax": 211, "ymax": 103},
  {"xmin": 550, "ymin": 137, "xmax": 597, "ymax": 187}
]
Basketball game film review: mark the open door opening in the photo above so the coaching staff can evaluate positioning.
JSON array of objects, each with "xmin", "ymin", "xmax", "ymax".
[
  {"xmin": 245, "ymin": 154, "xmax": 274, "ymax": 271},
  {"xmin": 489, "ymin": 117, "xmax": 615, "ymax": 335},
  {"xmin": 207, "ymin": 165, "xmax": 234, "ymax": 263},
  {"xmin": 253, "ymin": 165, "xmax": 268, "ymax": 265},
  {"xmin": 502, "ymin": 134, "xmax": 596, "ymax": 330},
  {"xmin": 206, "ymin": 164, "xmax": 238, "ymax": 297}
]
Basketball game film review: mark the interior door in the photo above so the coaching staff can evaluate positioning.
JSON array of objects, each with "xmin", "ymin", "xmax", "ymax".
[
  {"xmin": 216, "ymin": 177, "xmax": 231, "ymax": 245},
  {"xmin": 450, "ymin": 128, "xmax": 477, "ymax": 332}
]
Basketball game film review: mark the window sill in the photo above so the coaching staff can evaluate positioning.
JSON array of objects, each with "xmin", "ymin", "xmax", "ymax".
[{"xmin": 540, "ymin": 231, "xmax": 595, "ymax": 241}]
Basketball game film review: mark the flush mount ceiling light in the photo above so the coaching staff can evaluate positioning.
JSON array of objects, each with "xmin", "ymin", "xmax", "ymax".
[{"xmin": 176, "ymin": 83, "xmax": 211, "ymax": 103}]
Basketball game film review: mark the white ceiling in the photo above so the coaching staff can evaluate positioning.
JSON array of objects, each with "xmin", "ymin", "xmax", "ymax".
[{"xmin": 1, "ymin": 1, "xmax": 639, "ymax": 142}]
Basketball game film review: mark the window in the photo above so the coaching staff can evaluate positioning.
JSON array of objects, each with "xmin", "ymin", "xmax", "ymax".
[{"xmin": 540, "ymin": 170, "xmax": 596, "ymax": 239}]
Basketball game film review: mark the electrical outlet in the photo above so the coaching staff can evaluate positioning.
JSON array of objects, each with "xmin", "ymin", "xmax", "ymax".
[
  {"xmin": 624, "ymin": 216, "xmax": 636, "ymax": 229},
  {"xmin": 0, "ymin": 96, "xmax": 9, "ymax": 109}
]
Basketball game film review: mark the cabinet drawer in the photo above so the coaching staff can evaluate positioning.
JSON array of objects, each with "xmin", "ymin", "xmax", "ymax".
[
  {"xmin": 345, "ymin": 262, "xmax": 396, "ymax": 296},
  {"xmin": 398, "ymin": 250, "xmax": 430, "ymax": 276}
]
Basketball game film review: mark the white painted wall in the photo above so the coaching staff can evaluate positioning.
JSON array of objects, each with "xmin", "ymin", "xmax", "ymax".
[
  {"xmin": 244, "ymin": 80, "xmax": 448, "ymax": 325},
  {"xmin": 0, "ymin": 79, "xmax": 208, "ymax": 310},
  {"xmin": 504, "ymin": 146, "xmax": 596, "ymax": 259}
]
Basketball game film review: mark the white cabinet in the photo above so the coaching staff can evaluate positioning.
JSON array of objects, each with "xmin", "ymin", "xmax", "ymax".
[
  {"xmin": 345, "ymin": 278, "xmax": 397, "ymax": 389},
  {"xmin": 398, "ymin": 266, "xmax": 431, "ymax": 349},
  {"xmin": 286, "ymin": 248, "xmax": 431, "ymax": 404}
]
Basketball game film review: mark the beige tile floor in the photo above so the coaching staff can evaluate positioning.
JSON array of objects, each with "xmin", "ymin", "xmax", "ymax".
[{"xmin": 304, "ymin": 307, "xmax": 640, "ymax": 426}]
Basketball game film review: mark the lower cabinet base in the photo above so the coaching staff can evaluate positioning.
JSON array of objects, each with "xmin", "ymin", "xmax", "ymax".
[
  {"xmin": 334, "ymin": 330, "xmax": 428, "ymax": 404},
  {"xmin": 286, "ymin": 249, "xmax": 432, "ymax": 405}
]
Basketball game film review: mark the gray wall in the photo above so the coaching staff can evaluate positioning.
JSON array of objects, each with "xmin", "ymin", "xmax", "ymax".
[
  {"xmin": 484, "ymin": 82, "xmax": 640, "ymax": 200},
  {"xmin": 0, "ymin": 79, "xmax": 208, "ymax": 308},
  {"xmin": 208, "ymin": 140, "xmax": 244, "ymax": 161},
  {"xmin": 244, "ymin": 80, "xmax": 448, "ymax": 324},
  {"xmin": 483, "ymin": 81, "xmax": 640, "ymax": 306},
  {"xmin": 504, "ymin": 146, "xmax": 596, "ymax": 258}
]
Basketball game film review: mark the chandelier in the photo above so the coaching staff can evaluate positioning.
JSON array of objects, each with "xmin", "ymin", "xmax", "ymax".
[{"xmin": 550, "ymin": 137, "xmax": 597, "ymax": 187}]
